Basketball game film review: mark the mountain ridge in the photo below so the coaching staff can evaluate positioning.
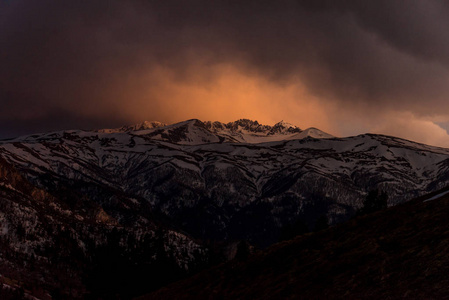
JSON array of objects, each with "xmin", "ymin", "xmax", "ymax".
[
  {"xmin": 0, "ymin": 118, "xmax": 448, "ymax": 298},
  {"xmin": 1, "ymin": 120, "xmax": 448, "ymax": 246},
  {"xmin": 94, "ymin": 118, "xmax": 327, "ymax": 144}
]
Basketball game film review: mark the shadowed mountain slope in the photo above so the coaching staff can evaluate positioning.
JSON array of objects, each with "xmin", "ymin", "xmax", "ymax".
[
  {"xmin": 1, "ymin": 119, "xmax": 449, "ymax": 247},
  {"xmin": 146, "ymin": 189, "xmax": 449, "ymax": 299}
]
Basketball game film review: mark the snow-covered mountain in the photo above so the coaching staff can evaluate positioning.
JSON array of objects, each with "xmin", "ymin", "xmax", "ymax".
[
  {"xmin": 0, "ymin": 118, "xmax": 448, "ymax": 297},
  {"xmin": 1, "ymin": 119, "xmax": 448, "ymax": 238}
]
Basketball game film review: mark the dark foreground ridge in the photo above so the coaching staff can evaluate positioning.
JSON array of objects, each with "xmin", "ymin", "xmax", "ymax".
[{"xmin": 145, "ymin": 190, "xmax": 449, "ymax": 299}]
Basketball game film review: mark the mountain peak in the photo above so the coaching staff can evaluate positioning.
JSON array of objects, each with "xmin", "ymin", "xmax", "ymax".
[
  {"xmin": 95, "ymin": 119, "xmax": 336, "ymax": 144},
  {"xmin": 225, "ymin": 119, "xmax": 269, "ymax": 133},
  {"xmin": 294, "ymin": 127, "xmax": 334, "ymax": 139},
  {"xmin": 273, "ymin": 120, "xmax": 294, "ymax": 127},
  {"xmin": 269, "ymin": 120, "xmax": 301, "ymax": 135}
]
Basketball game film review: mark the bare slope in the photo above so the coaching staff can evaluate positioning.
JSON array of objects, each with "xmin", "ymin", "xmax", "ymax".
[{"xmin": 147, "ymin": 189, "xmax": 449, "ymax": 299}]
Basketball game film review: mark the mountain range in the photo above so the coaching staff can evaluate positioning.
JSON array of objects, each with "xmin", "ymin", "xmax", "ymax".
[{"xmin": 0, "ymin": 118, "xmax": 448, "ymax": 298}]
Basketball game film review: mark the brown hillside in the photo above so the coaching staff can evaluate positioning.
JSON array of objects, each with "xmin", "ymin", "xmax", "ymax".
[{"xmin": 144, "ymin": 191, "xmax": 449, "ymax": 299}]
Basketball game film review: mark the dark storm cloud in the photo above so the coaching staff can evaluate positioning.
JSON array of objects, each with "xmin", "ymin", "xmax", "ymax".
[
  {"xmin": 0, "ymin": 108, "xmax": 128, "ymax": 140},
  {"xmin": 1, "ymin": 0, "xmax": 449, "ymax": 138}
]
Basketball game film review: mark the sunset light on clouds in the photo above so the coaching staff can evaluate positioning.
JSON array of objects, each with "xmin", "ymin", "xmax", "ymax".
[{"xmin": 1, "ymin": 1, "xmax": 449, "ymax": 147}]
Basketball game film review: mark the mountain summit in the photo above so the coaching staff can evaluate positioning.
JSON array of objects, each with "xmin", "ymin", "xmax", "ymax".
[{"xmin": 97, "ymin": 119, "xmax": 333, "ymax": 145}]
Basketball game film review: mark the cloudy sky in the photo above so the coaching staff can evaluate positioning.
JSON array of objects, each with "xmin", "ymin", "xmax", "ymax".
[{"xmin": 1, "ymin": 0, "xmax": 449, "ymax": 146}]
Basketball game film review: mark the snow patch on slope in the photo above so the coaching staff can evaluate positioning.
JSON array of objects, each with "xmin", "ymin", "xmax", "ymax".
[
  {"xmin": 288, "ymin": 127, "xmax": 334, "ymax": 140},
  {"xmin": 423, "ymin": 190, "xmax": 449, "ymax": 202}
]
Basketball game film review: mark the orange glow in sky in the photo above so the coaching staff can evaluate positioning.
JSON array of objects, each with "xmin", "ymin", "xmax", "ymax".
[{"xmin": 110, "ymin": 64, "xmax": 337, "ymax": 134}]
